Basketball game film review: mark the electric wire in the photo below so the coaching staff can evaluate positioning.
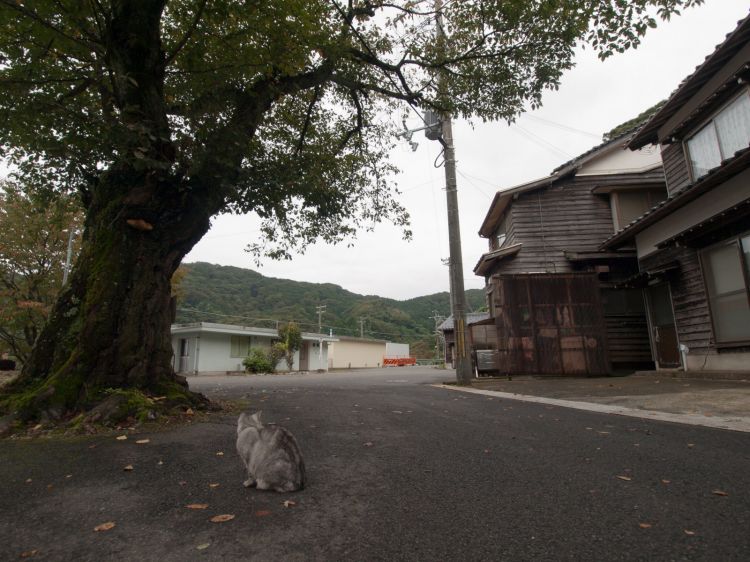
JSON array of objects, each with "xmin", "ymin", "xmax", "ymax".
[
  {"xmin": 511, "ymin": 124, "xmax": 572, "ymax": 160},
  {"xmin": 523, "ymin": 114, "xmax": 602, "ymax": 139}
]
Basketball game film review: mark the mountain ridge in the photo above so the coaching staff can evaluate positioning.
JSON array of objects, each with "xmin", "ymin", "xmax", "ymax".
[{"xmin": 176, "ymin": 262, "xmax": 486, "ymax": 357}]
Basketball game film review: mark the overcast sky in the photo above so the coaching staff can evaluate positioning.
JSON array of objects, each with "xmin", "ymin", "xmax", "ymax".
[{"xmin": 185, "ymin": 1, "xmax": 748, "ymax": 302}]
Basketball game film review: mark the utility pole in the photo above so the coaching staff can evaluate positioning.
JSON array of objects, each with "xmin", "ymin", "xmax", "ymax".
[
  {"xmin": 316, "ymin": 304, "xmax": 326, "ymax": 333},
  {"xmin": 430, "ymin": 311, "xmax": 445, "ymax": 364},
  {"xmin": 316, "ymin": 304, "xmax": 326, "ymax": 365},
  {"xmin": 434, "ymin": 0, "xmax": 472, "ymax": 385},
  {"xmin": 358, "ymin": 317, "xmax": 367, "ymax": 338}
]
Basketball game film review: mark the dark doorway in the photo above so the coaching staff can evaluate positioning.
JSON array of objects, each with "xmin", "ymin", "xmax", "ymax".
[{"xmin": 645, "ymin": 283, "xmax": 681, "ymax": 368}]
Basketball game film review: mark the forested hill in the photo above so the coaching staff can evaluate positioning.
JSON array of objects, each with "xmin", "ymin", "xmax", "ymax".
[{"xmin": 175, "ymin": 262, "xmax": 486, "ymax": 357}]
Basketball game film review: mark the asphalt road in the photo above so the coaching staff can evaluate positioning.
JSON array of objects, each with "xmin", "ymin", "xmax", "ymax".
[{"xmin": 1, "ymin": 367, "xmax": 749, "ymax": 561}]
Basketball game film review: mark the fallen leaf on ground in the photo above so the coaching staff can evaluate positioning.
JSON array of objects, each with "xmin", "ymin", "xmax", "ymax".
[
  {"xmin": 25, "ymin": 478, "xmax": 32, "ymax": 484},
  {"xmin": 255, "ymin": 510, "xmax": 271, "ymax": 517},
  {"xmin": 185, "ymin": 408, "xmax": 194, "ymax": 415},
  {"xmin": 712, "ymin": 490, "xmax": 729, "ymax": 497},
  {"xmin": 661, "ymin": 479, "xmax": 671, "ymax": 484},
  {"xmin": 215, "ymin": 452, "xmax": 224, "ymax": 456},
  {"xmin": 483, "ymin": 449, "xmax": 490, "ymax": 454},
  {"xmin": 152, "ymin": 396, "xmax": 166, "ymax": 401},
  {"xmin": 363, "ymin": 442, "xmax": 374, "ymax": 447},
  {"xmin": 115, "ymin": 435, "xmax": 128, "ymax": 441},
  {"xmin": 392, "ymin": 410, "xmax": 403, "ymax": 414},
  {"xmin": 638, "ymin": 523, "xmax": 652, "ymax": 529},
  {"xmin": 123, "ymin": 465, "xmax": 134, "ymax": 471},
  {"xmin": 616, "ymin": 475, "xmax": 632, "ymax": 481},
  {"xmin": 179, "ymin": 481, "xmax": 187, "ymax": 486},
  {"xmin": 186, "ymin": 504, "xmax": 209, "ymax": 510},
  {"xmin": 65, "ymin": 474, "xmax": 72, "ymax": 479},
  {"xmin": 94, "ymin": 522, "xmax": 116, "ymax": 532},
  {"xmin": 20, "ymin": 550, "xmax": 39, "ymax": 558},
  {"xmin": 88, "ymin": 444, "xmax": 97, "ymax": 449},
  {"xmin": 210, "ymin": 514, "xmax": 235, "ymax": 523},
  {"xmin": 283, "ymin": 500, "xmax": 296, "ymax": 508},
  {"xmin": 158, "ymin": 461, "xmax": 164, "ymax": 466},
  {"xmin": 196, "ymin": 543, "xmax": 210, "ymax": 550},
  {"xmin": 135, "ymin": 439, "xmax": 150, "ymax": 444},
  {"xmin": 46, "ymin": 484, "xmax": 53, "ymax": 490},
  {"xmin": 597, "ymin": 431, "xmax": 610, "ymax": 435},
  {"xmin": 684, "ymin": 530, "xmax": 696, "ymax": 536},
  {"xmin": 687, "ymin": 443, "xmax": 695, "ymax": 448},
  {"xmin": 209, "ymin": 483, "xmax": 220, "ymax": 488}
]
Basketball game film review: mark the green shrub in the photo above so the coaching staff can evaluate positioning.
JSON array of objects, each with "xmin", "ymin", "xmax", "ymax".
[{"xmin": 243, "ymin": 348, "xmax": 275, "ymax": 374}]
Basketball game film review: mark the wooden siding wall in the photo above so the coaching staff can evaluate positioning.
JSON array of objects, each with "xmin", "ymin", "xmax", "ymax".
[
  {"xmin": 605, "ymin": 315, "xmax": 653, "ymax": 364},
  {"xmin": 661, "ymin": 143, "xmax": 691, "ymax": 195},
  {"xmin": 493, "ymin": 180, "xmax": 614, "ymax": 275},
  {"xmin": 640, "ymin": 246, "xmax": 713, "ymax": 355}
]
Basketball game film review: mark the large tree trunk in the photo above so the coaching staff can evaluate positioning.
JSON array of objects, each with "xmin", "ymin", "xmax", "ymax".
[{"xmin": 4, "ymin": 167, "xmax": 213, "ymax": 421}]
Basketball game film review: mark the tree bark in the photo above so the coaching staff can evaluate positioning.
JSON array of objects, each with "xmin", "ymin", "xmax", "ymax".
[{"xmin": 4, "ymin": 166, "xmax": 213, "ymax": 420}]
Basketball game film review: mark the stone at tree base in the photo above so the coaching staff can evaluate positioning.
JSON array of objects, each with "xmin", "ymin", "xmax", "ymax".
[{"xmin": 83, "ymin": 393, "xmax": 132, "ymax": 426}]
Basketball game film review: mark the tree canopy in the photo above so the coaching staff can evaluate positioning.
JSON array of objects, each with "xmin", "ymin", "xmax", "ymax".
[
  {"xmin": 0, "ymin": 0, "xmax": 703, "ymax": 257},
  {"xmin": 0, "ymin": 0, "xmax": 704, "ymax": 424},
  {"xmin": 0, "ymin": 182, "xmax": 82, "ymax": 363}
]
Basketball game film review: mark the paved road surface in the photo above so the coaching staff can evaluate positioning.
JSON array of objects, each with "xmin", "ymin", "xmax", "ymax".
[{"xmin": 2, "ymin": 367, "xmax": 749, "ymax": 561}]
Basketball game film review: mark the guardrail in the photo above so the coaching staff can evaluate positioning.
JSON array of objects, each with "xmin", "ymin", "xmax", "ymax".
[{"xmin": 383, "ymin": 357, "xmax": 417, "ymax": 367}]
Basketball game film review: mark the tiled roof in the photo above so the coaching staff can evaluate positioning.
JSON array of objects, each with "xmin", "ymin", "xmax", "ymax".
[
  {"xmin": 629, "ymin": 12, "xmax": 750, "ymax": 148},
  {"xmin": 438, "ymin": 312, "xmax": 491, "ymax": 332}
]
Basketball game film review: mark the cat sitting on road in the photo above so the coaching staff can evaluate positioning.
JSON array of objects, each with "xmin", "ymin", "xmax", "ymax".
[{"xmin": 236, "ymin": 411, "xmax": 306, "ymax": 493}]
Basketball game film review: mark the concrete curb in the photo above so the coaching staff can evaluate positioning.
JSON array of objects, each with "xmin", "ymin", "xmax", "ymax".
[{"xmin": 435, "ymin": 384, "xmax": 750, "ymax": 433}]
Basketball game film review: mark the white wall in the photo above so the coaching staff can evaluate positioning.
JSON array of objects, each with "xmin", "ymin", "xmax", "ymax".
[
  {"xmin": 329, "ymin": 340, "xmax": 387, "ymax": 369},
  {"xmin": 578, "ymin": 144, "xmax": 661, "ymax": 176},
  {"xmin": 686, "ymin": 351, "xmax": 750, "ymax": 371},
  {"xmin": 385, "ymin": 342, "xmax": 410, "ymax": 358},
  {"xmin": 171, "ymin": 331, "xmax": 331, "ymax": 373}
]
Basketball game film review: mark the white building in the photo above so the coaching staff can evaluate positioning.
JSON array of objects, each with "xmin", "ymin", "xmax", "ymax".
[
  {"xmin": 327, "ymin": 337, "xmax": 411, "ymax": 369},
  {"xmin": 171, "ymin": 322, "xmax": 337, "ymax": 374}
]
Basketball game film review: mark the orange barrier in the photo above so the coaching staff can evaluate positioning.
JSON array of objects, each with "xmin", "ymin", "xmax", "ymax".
[{"xmin": 383, "ymin": 357, "xmax": 417, "ymax": 367}]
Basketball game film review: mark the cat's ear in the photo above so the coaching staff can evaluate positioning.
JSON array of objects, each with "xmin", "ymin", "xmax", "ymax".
[{"xmin": 252, "ymin": 411, "xmax": 262, "ymax": 425}]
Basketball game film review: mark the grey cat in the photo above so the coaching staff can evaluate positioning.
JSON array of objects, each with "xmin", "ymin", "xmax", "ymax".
[{"xmin": 236, "ymin": 411, "xmax": 306, "ymax": 493}]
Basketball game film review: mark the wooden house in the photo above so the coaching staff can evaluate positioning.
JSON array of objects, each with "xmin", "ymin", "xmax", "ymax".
[
  {"xmin": 474, "ymin": 134, "xmax": 667, "ymax": 375},
  {"xmin": 438, "ymin": 312, "xmax": 490, "ymax": 367},
  {"xmin": 602, "ymin": 15, "xmax": 750, "ymax": 373}
]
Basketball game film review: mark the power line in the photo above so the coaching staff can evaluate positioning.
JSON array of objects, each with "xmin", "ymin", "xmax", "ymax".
[
  {"xmin": 511, "ymin": 124, "xmax": 572, "ymax": 160},
  {"xmin": 522, "ymin": 114, "xmax": 601, "ymax": 139},
  {"xmin": 456, "ymin": 169, "xmax": 492, "ymax": 199}
]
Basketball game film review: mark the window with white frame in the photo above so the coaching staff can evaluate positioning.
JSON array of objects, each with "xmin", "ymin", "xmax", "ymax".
[
  {"xmin": 493, "ymin": 216, "xmax": 507, "ymax": 250},
  {"xmin": 687, "ymin": 91, "xmax": 750, "ymax": 179},
  {"xmin": 701, "ymin": 233, "xmax": 750, "ymax": 344}
]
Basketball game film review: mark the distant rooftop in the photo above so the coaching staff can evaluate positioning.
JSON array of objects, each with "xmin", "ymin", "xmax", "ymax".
[{"xmin": 438, "ymin": 313, "xmax": 490, "ymax": 332}]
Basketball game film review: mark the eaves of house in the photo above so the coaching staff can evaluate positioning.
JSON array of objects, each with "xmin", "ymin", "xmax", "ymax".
[
  {"xmin": 477, "ymin": 130, "xmax": 656, "ymax": 239},
  {"xmin": 601, "ymin": 147, "xmax": 750, "ymax": 249},
  {"xmin": 629, "ymin": 14, "xmax": 750, "ymax": 149}
]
